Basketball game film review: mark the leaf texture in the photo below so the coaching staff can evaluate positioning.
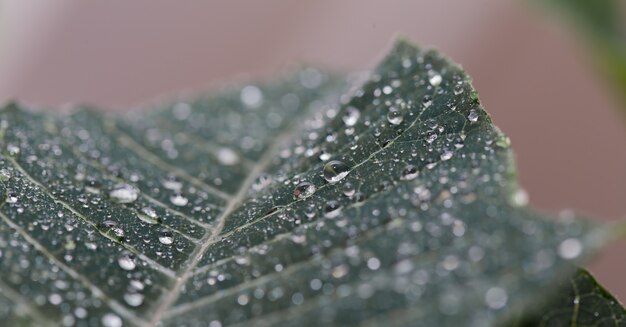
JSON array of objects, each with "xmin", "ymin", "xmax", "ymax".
[{"xmin": 0, "ymin": 40, "xmax": 609, "ymax": 327}]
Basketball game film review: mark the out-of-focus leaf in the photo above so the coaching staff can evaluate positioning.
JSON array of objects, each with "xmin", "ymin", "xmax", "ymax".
[
  {"xmin": 534, "ymin": 0, "xmax": 626, "ymax": 116},
  {"xmin": 510, "ymin": 269, "xmax": 626, "ymax": 327}
]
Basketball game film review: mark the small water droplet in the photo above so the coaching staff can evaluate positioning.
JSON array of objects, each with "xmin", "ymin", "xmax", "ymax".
[
  {"xmin": 293, "ymin": 182, "xmax": 316, "ymax": 200},
  {"xmin": 354, "ymin": 192, "xmax": 366, "ymax": 203},
  {"xmin": 387, "ymin": 107, "xmax": 404, "ymax": 125},
  {"xmin": 453, "ymin": 84, "xmax": 464, "ymax": 95},
  {"xmin": 138, "ymin": 207, "xmax": 161, "ymax": 224},
  {"xmin": 6, "ymin": 144, "xmax": 20, "ymax": 156},
  {"xmin": 158, "ymin": 230, "xmax": 174, "ymax": 245},
  {"xmin": 118, "ymin": 252, "xmax": 136, "ymax": 271},
  {"xmin": 0, "ymin": 169, "xmax": 10, "ymax": 182},
  {"xmin": 558, "ymin": 238, "xmax": 582, "ymax": 259},
  {"xmin": 5, "ymin": 191, "xmax": 18, "ymax": 204},
  {"xmin": 401, "ymin": 165, "xmax": 419, "ymax": 181},
  {"xmin": 217, "ymin": 147, "xmax": 240, "ymax": 166},
  {"xmin": 342, "ymin": 182, "xmax": 356, "ymax": 197},
  {"xmin": 468, "ymin": 109, "xmax": 479, "ymax": 123},
  {"xmin": 440, "ymin": 150, "xmax": 453, "ymax": 161},
  {"xmin": 241, "ymin": 85, "xmax": 263, "ymax": 108},
  {"xmin": 323, "ymin": 160, "xmax": 351, "ymax": 183},
  {"xmin": 428, "ymin": 72, "xmax": 442, "ymax": 86},
  {"xmin": 124, "ymin": 291, "xmax": 144, "ymax": 307},
  {"xmin": 102, "ymin": 313, "xmax": 123, "ymax": 327},
  {"xmin": 161, "ymin": 175, "xmax": 182, "ymax": 191},
  {"xmin": 169, "ymin": 193, "xmax": 189, "ymax": 207},
  {"xmin": 342, "ymin": 106, "xmax": 360, "ymax": 127},
  {"xmin": 485, "ymin": 287, "xmax": 508, "ymax": 310},
  {"xmin": 100, "ymin": 220, "xmax": 125, "ymax": 241},
  {"xmin": 324, "ymin": 201, "xmax": 342, "ymax": 218},
  {"xmin": 109, "ymin": 184, "xmax": 139, "ymax": 204},
  {"xmin": 319, "ymin": 150, "xmax": 332, "ymax": 162},
  {"xmin": 252, "ymin": 173, "xmax": 272, "ymax": 192}
]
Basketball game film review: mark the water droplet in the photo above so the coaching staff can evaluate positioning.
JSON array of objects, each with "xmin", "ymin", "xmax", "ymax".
[
  {"xmin": 387, "ymin": 107, "xmax": 404, "ymax": 125},
  {"xmin": 324, "ymin": 201, "xmax": 342, "ymax": 218},
  {"xmin": 367, "ymin": 257, "xmax": 381, "ymax": 270},
  {"xmin": 453, "ymin": 84, "xmax": 464, "ymax": 95},
  {"xmin": 342, "ymin": 106, "xmax": 360, "ymax": 127},
  {"xmin": 240, "ymin": 85, "xmax": 263, "ymax": 108},
  {"xmin": 118, "ymin": 252, "xmax": 136, "ymax": 271},
  {"xmin": 558, "ymin": 238, "xmax": 582, "ymax": 259},
  {"xmin": 85, "ymin": 178, "xmax": 101, "ymax": 194},
  {"xmin": 342, "ymin": 182, "xmax": 356, "ymax": 197},
  {"xmin": 293, "ymin": 182, "xmax": 316, "ymax": 200},
  {"xmin": 440, "ymin": 150, "xmax": 453, "ymax": 161},
  {"xmin": 323, "ymin": 160, "xmax": 351, "ymax": 183},
  {"xmin": 485, "ymin": 287, "xmax": 508, "ymax": 309},
  {"xmin": 124, "ymin": 291, "xmax": 144, "ymax": 307},
  {"xmin": 5, "ymin": 191, "xmax": 18, "ymax": 204},
  {"xmin": 468, "ymin": 109, "xmax": 479, "ymax": 123},
  {"xmin": 100, "ymin": 220, "xmax": 125, "ymax": 241},
  {"xmin": 511, "ymin": 189, "xmax": 529, "ymax": 207},
  {"xmin": 0, "ymin": 169, "xmax": 10, "ymax": 182},
  {"xmin": 354, "ymin": 192, "xmax": 366, "ymax": 203},
  {"xmin": 252, "ymin": 174, "xmax": 272, "ymax": 192},
  {"xmin": 102, "ymin": 313, "xmax": 123, "ymax": 327},
  {"xmin": 6, "ymin": 144, "xmax": 20, "ymax": 156},
  {"xmin": 138, "ymin": 207, "xmax": 161, "ymax": 224},
  {"xmin": 401, "ymin": 165, "xmax": 419, "ymax": 181},
  {"xmin": 319, "ymin": 150, "xmax": 331, "ymax": 162},
  {"xmin": 161, "ymin": 175, "xmax": 182, "ymax": 191},
  {"xmin": 169, "ymin": 193, "xmax": 189, "ymax": 207},
  {"xmin": 428, "ymin": 72, "xmax": 442, "ymax": 86},
  {"xmin": 158, "ymin": 230, "xmax": 174, "ymax": 245},
  {"xmin": 109, "ymin": 184, "xmax": 139, "ymax": 204},
  {"xmin": 217, "ymin": 147, "xmax": 240, "ymax": 166}
]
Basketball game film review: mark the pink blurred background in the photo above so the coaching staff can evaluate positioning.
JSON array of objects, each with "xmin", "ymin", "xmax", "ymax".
[{"xmin": 1, "ymin": 1, "xmax": 625, "ymax": 301}]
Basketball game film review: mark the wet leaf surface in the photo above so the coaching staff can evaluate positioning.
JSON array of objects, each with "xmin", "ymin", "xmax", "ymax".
[{"xmin": 0, "ymin": 40, "xmax": 616, "ymax": 326}]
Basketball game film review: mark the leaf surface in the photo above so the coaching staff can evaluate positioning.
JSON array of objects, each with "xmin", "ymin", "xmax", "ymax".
[{"xmin": 0, "ymin": 40, "xmax": 607, "ymax": 326}]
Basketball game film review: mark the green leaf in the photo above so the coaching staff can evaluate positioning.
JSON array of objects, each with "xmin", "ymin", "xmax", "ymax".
[
  {"xmin": 0, "ymin": 40, "xmax": 610, "ymax": 327},
  {"xmin": 510, "ymin": 269, "xmax": 626, "ymax": 326},
  {"xmin": 533, "ymin": 0, "xmax": 626, "ymax": 116}
]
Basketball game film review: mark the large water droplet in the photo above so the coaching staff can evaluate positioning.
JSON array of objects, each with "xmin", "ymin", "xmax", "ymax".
[
  {"xmin": 323, "ymin": 160, "xmax": 351, "ymax": 183},
  {"xmin": 387, "ymin": 107, "xmax": 404, "ymax": 125},
  {"xmin": 118, "ymin": 252, "xmax": 136, "ymax": 271},
  {"xmin": 109, "ymin": 184, "xmax": 139, "ymax": 204},
  {"xmin": 342, "ymin": 106, "xmax": 360, "ymax": 127},
  {"xmin": 293, "ymin": 182, "xmax": 316, "ymax": 200}
]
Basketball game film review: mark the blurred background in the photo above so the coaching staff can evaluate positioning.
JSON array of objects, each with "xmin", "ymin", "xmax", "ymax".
[{"xmin": 0, "ymin": 0, "xmax": 625, "ymax": 301}]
